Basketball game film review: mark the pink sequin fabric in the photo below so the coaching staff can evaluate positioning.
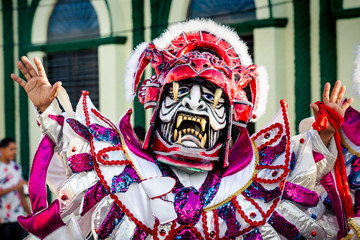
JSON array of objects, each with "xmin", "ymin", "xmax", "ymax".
[
  {"xmin": 68, "ymin": 153, "xmax": 94, "ymax": 173},
  {"xmin": 66, "ymin": 118, "xmax": 90, "ymax": 142},
  {"xmin": 81, "ymin": 182, "xmax": 107, "ymax": 216},
  {"xmin": 282, "ymin": 182, "xmax": 319, "ymax": 207},
  {"xmin": 268, "ymin": 211, "xmax": 301, "ymax": 239},
  {"xmin": 98, "ymin": 203, "xmax": 124, "ymax": 239},
  {"xmin": 243, "ymin": 181, "xmax": 281, "ymax": 203}
]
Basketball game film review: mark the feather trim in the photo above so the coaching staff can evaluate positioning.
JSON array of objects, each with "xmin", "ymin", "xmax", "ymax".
[
  {"xmin": 124, "ymin": 42, "xmax": 149, "ymax": 102},
  {"xmin": 250, "ymin": 66, "xmax": 269, "ymax": 122},
  {"xmin": 153, "ymin": 18, "xmax": 253, "ymax": 66},
  {"xmin": 352, "ymin": 43, "xmax": 360, "ymax": 98}
]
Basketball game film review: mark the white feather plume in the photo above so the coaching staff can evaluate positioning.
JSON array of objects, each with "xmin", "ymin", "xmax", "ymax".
[
  {"xmin": 352, "ymin": 43, "xmax": 360, "ymax": 98},
  {"xmin": 250, "ymin": 66, "xmax": 269, "ymax": 122},
  {"xmin": 124, "ymin": 42, "xmax": 149, "ymax": 102},
  {"xmin": 153, "ymin": 18, "xmax": 253, "ymax": 66}
]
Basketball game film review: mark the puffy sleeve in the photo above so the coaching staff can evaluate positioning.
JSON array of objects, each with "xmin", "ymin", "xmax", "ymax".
[
  {"xmin": 21, "ymin": 92, "xmax": 127, "ymax": 240},
  {"xmin": 283, "ymin": 106, "xmax": 360, "ymax": 239},
  {"xmin": 287, "ymin": 128, "xmax": 337, "ymax": 190},
  {"xmin": 22, "ymin": 92, "xmax": 176, "ymax": 240}
]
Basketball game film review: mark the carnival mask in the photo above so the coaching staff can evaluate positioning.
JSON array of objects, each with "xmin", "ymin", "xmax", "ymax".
[
  {"xmin": 126, "ymin": 19, "xmax": 269, "ymax": 171},
  {"xmin": 159, "ymin": 79, "xmax": 227, "ymax": 150}
]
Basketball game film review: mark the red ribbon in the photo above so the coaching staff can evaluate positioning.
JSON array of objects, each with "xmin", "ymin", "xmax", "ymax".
[{"xmin": 312, "ymin": 101, "xmax": 354, "ymax": 220}]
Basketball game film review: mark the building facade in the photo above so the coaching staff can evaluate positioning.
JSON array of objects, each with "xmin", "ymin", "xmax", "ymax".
[{"xmin": 0, "ymin": 0, "xmax": 360, "ymax": 180}]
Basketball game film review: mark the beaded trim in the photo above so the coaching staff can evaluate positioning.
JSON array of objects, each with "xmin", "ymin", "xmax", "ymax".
[
  {"xmin": 82, "ymin": 93, "xmax": 152, "ymax": 234},
  {"xmin": 253, "ymin": 100, "xmax": 291, "ymax": 184},
  {"xmin": 91, "ymin": 107, "xmax": 144, "ymax": 181},
  {"xmin": 82, "ymin": 93, "xmax": 292, "ymax": 238},
  {"xmin": 251, "ymin": 123, "xmax": 284, "ymax": 149}
]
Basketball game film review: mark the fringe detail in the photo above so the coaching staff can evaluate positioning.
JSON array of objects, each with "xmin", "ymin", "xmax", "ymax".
[
  {"xmin": 250, "ymin": 66, "xmax": 269, "ymax": 122},
  {"xmin": 124, "ymin": 42, "xmax": 148, "ymax": 102},
  {"xmin": 352, "ymin": 43, "xmax": 360, "ymax": 98}
]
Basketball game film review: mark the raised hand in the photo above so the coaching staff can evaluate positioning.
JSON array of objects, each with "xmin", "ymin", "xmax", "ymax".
[
  {"xmin": 310, "ymin": 80, "xmax": 353, "ymax": 146},
  {"xmin": 11, "ymin": 56, "xmax": 62, "ymax": 113}
]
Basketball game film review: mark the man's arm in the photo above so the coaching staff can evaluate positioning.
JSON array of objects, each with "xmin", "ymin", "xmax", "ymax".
[
  {"xmin": 0, "ymin": 179, "xmax": 26, "ymax": 197},
  {"xmin": 18, "ymin": 186, "xmax": 31, "ymax": 215}
]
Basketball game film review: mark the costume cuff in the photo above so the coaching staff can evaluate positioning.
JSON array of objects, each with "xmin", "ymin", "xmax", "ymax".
[
  {"xmin": 310, "ymin": 130, "xmax": 337, "ymax": 182},
  {"xmin": 24, "ymin": 214, "xmax": 85, "ymax": 240},
  {"xmin": 35, "ymin": 99, "xmax": 64, "ymax": 146}
]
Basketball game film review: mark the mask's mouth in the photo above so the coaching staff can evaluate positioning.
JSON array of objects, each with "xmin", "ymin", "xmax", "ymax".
[
  {"xmin": 173, "ymin": 112, "xmax": 209, "ymax": 148},
  {"xmin": 160, "ymin": 111, "xmax": 223, "ymax": 150}
]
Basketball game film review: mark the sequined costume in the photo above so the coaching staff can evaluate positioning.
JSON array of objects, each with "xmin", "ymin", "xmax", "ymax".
[{"xmin": 20, "ymin": 20, "xmax": 360, "ymax": 240}]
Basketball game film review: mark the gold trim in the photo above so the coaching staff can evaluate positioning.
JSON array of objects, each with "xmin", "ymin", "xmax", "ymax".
[
  {"xmin": 340, "ymin": 130, "xmax": 360, "ymax": 157},
  {"xmin": 341, "ymin": 233, "xmax": 354, "ymax": 240},
  {"xmin": 348, "ymin": 218, "xmax": 360, "ymax": 239},
  {"xmin": 204, "ymin": 140, "xmax": 259, "ymax": 211},
  {"xmin": 120, "ymin": 134, "xmax": 145, "ymax": 181}
]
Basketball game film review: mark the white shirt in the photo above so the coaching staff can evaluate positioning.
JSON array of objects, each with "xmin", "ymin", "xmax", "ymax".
[{"xmin": 0, "ymin": 160, "xmax": 24, "ymax": 223}]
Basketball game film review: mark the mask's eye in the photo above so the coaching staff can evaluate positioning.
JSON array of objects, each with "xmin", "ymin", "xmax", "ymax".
[
  {"xmin": 169, "ymin": 86, "xmax": 189, "ymax": 100},
  {"xmin": 178, "ymin": 87, "xmax": 189, "ymax": 97},
  {"xmin": 203, "ymin": 93, "xmax": 214, "ymax": 102}
]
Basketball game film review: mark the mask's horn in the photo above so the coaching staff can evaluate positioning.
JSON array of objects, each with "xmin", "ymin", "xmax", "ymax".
[{"xmin": 133, "ymin": 48, "xmax": 151, "ymax": 97}]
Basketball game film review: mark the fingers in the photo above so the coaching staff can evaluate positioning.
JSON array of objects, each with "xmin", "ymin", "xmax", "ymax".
[
  {"xmin": 51, "ymin": 81, "xmax": 62, "ymax": 98},
  {"xmin": 323, "ymin": 80, "xmax": 348, "ymax": 106},
  {"xmin": 342, "ymin": 98, "xmax": 353, "ymax": 111},
  {"xmin": 323, "ymin": 82, "xmax": 330, "ymax": 103},
  {"xmin": 10, "ymin": 73, "xmax": 27, "ymax": 88},
  {"xmin": 17, "ymin": 61, "xmax": 32, "ymax": 81},
  {"xmin": 330, "ymin": 80, "xmax": 341, "ymax": 103},
  {"xmin": 336, "ymin": 86, "xmax": 346, "ymax": 104},
  {"xmin": 310, "ymin": 103, "xmax": 319, "ymax": 118},
  {"xmin": 21, "ymin": 56, "xmax": 38, "ymax": 78},
  {"xmin": 34, "ymin": 57, "xmax": 46, "ymax": 77}
]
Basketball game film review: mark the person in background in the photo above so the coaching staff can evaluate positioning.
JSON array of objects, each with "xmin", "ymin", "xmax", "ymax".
[{"xmin": 0, "ymin": 138, "xmax": 31, "ymax": 239}]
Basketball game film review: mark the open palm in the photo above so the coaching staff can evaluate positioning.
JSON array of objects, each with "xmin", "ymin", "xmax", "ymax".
[
  {"xmin": 11, "ymin": 56, "xmax": 62, "ymax": 113},
  {"xmin": 310, "ymin": 80, "xmax": 353, "ymax": 146}
]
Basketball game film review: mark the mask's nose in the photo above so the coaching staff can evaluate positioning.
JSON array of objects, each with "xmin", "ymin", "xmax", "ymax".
[
  {"xmin": 189, "ymin": 58, "xmax": 212, "ymax": 73},
  {"xmin": 181, "ymin": 85, "xmax": 206, "ymax": 111}
]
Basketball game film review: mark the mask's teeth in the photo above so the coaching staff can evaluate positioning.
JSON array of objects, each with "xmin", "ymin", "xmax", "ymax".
[
  {"xmin": 173, "ymin": 82, "xmax": 179, "ymax": 102},
  {"xmin": 176, "ymin": 115, "xmax": 183, "ymax": 128},
  {"xmin": 177, "ymin": 131, "xmax": 182, "ymax": 144},
  {"xmin": 174, "ymin": 129, "xmax": 178, "ymax": 141},
  {"xmin": 200, "ymin": 133, "xmax": 207, "ymax": 148},
  {"xmin": 201, "ymin": 118, "xmax": 206, "ymax": 132},
  {"xmin": 190, "ymin": 129, "xmax": 195, "ymax": 134},
  {"xmin": 213, "ymin": 88, "xmax": 223, "ymax": 109},
  {"xmin": 187, "ymin": 128, "xmax": 191, "ymax": 133}
]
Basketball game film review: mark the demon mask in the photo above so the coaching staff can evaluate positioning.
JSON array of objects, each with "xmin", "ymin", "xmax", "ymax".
[{"xmin": 125, "ymin": 19, "xmax": 269, "ymax": 171}]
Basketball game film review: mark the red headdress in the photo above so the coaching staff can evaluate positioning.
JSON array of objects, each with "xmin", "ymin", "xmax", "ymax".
[{"xmin": 125, "ymin": 19, "xmax": 269, "ymax": 170}]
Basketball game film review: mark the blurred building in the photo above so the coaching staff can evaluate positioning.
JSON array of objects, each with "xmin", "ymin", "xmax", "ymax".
[{"xmin": 0, "ymin": 0, "xmax": 359, "ymax": 179}]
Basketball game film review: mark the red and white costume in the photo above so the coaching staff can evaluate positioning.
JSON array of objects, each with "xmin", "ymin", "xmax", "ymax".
[{"xmin": 20, "ymin": 19, "xmax": 360, "ymax": 240}]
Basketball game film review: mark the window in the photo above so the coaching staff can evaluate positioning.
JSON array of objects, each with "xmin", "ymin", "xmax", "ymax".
[
  {"xmin": 188, "ymin": 0, "xmax": 256, "ymax": 24},
  {"xmin": 46, "ymin": 0, "xmax": 100, "ymax": 109}
]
